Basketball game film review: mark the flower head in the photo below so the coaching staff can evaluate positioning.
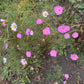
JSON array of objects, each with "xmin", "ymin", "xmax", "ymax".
[
  {"xmin": 50, "ymin": 50, "xmax": 57, "ymax": 57},
  {"xmin": 42, "ymin": 11, "xmax": 49, "ymax": 17},
  {"xmin": 58, "ymin": 26, "xmax": 66, "ymax": 33},
  {"xmin": 65, "ymin": 25, "xmax": 70, "ymax": 32},
  {"xmin": 64, "ymin": 33, "xmax": 70, "ymax": 39},
  {"xmin": 72, "ymin": 32, "xmax": 78, "ymax": 38},
  {"xmin": 63, "ymin": 80, "xmax": 66, "ymax": 84},
  {"xmin": 5, "ymin": 43, "xmax": 8, "ymax": 49},
  {"xmin": 30, "ymin": 67, "xmax": 34, "ymax": 70},
  {"xmin": 36, "ymin": 19, "xmax": 42, "ymax": 24},
  {"xmin": 10, "ymin": 23, "xmax": 17, "ymax": 31},
  {"xmin": 33, "ymin": 55, "xmax": 36, "ymax": 59},
  {"xmin": 21, "ymin": 59, "xmax": 27, "ymax": 65},
  {"xmin": 43, "ymin": 27, "xmax": 50, "ymax": 35},
  {"xmin": 17, "ymin": 33, "xmax": 22, "ymax": 39},
  {"xmin": 64, "ymin": 74, "xmax": 69, "ymax": 80},
  {"xmin": 70, "ymin": 54, "xmax": 79, "ymax": 60},
  {"xmin": 26, "ymin": 51, "xmax": 31, "ymax": 57},
  {"xmin": 26, "ymin": 28, "xmax": 30, "ymax": 36},
  {"xmin": 3, "ymin": 57, "xmax": 7, "ymax": 64},
  {"xmin": 54, "ymin": 6, "xmax": 63, "ymax": 15},
  {"xmin": 30, "ymin": 30, "xmax": 33, "ymax": 35}
]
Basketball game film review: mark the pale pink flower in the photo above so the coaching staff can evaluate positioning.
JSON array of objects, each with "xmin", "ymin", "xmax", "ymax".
[
  {"xmin": 26, "ymin": 51, "xmax": 31, "ymax": 57},
  {"xmin": 17, "ymin": 33, "xmax": 22, "ymax": 39},
  {"xmin": 20, "ymin": 59, "xmax": 27, "ymax": 65},
  {"xmin": 63, "ymin": 80, "xmax": 66, "ymax": 84},
  {"xmin": 64, "ymin": 74, "xmax": 69, "ymax": 80},
  {"xmin": 72, "ymin": 11, "xmax": 75, "ymax": 13},
  {"xmin": 70, "ymin": 54, "xmax": 79, "ymax": 60},
  {"xmin": 72, "ymin": 32, "xmax": 78, "ymax": 38},
  {"xmin": 65, "ymin": 25, "xmax": 70, "ymax": 32},
  {"xmin": 50, "ymin": 50, "xmax": 57, "ymax": 57},
  {"xmin": 54, "ymin": 6, "xmax": 63, "ymax": 15},
  {"xmin": 64, "ymin": 33, "xmax": 70, "ymax": 39},
  {"xmin": 5, "ymin": 43, "xmax": 8, "ymax": 49},
  {"xmin": 43, "ymin": 27, "xmax": 50, "ymax": 35},
  {"xmin": 26, "ymin": 28, "xmax": 30, "ymax": 36},
  {"xmin": 33, "ymin": 55, "xmax": 36, "ymax": 59},
  {"xmin": 36, "ymin": 19, "xmax": 42, "ymax": 24},
  {"xmin": 30, "ymin": 67, "xmax": 34, "ymax": 70}
]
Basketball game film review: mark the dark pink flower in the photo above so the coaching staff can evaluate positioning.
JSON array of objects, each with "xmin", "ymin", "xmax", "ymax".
[
  {"xmin": 50, "ymin": 50, "xmax": 57, "ymax": 57},
  {"xmin": 26, "ymin": 28, "xmax": 30, "ymax": 36},
  {"xmin": 54, "ymin": 6, "xmax": 63, "ymax": 15},
  {"xmin": 30, "ymin": 67, "xmax": 34, "ymax": 70},
  {"xmin": 70, "ymin": 54, "xmax": 79, "ymax": 60},
  {"xmin": 36, "ymin": 19, "xmax": 42, "ymax": 24},
  {"xmin": 72, "ymin": 32, "xmax": 78, "ymax": 38},
  {"xmin": 5, "ymin": 43, "xmax": 8, "ymax": 49},
  {"xmin": 43, "ymin": 27, "xmax": 50, "ymax": 35},
  {"xmin": 26, "ymin": 51, "xmax": 31, "ymax": 57},
  {"xmin": 17, "ymin": 33, "xmax": 22, "ymax": 39},
  {"xmin": 64, "ymin": 74, "xmax": 69, "ymax": 80}
]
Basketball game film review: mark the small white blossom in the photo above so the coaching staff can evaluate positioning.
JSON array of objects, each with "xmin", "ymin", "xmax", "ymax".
[
  {"xmin": 30, "ymin": 30, "xmax": 33, "ymax": 35},
  {"xmin": 42, "ymin": 11, "xmax": 49, "ymax": 17},
  {"xmin": 3, "ymin": 57, "xmax": 7, "ymax": 64},
  {"xmin": 10, "ymin": 22, "xmax": 17, "ymax": 31}
]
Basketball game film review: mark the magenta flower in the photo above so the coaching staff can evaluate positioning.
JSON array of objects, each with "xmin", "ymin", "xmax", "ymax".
[
  {"xmin": 58, "ymin": 26, "xmax": 66, "ymax": 33},
  {"xmin": 64, "ymin": 74, "xmax": 69, "ymax": 80},
  {"xmin": 43, "ymin": 27, "xmax": 50, "ymax": 35},
  {"xmin": 17, "ymin": 33, "xmax": 22, "ymax": 39},
  {"xmin": 33, "ymin": 55, "xmax": 36, "ymax": 59},
  {"xmin": 30, "ymin": 67, "xmax": 34, "ymax": 70},
  {"xmin": 5, "ymin": 43, "xmax": 8, "ymax": 49},
  {"xmin": 50, "ymin": 50, "xmax": 57, "ymax": 57},
  {"xmin": 26, "ymin": 51, "xmax": 31, "ymax": 57},
  {"xmin": 36, "ymin": 19, "xmax": 42, "ymax": 24},
  {"xmin": 72, "ymin": 11, "xmax": 75, "ymax": 13},
  {"xmin": 64, "ymin": 33, "xmax": 70, "ymax": 39},
  {"xmin": 72, "ymin": 32, "xmax": 78, "ymax": 38},
  {"xmin": 2, "ymin": 23, "xmax": 6, "ymax": 27},
  {"xmin": 70, "ymin": 54, "xmax": 79, "ymax": 60},
  {"xmin": 26, "ymin": 28, "xmax": 30, "ymax": 36},
  {"xmin": 54, "ymin": 6, "xmax": 63, "ymax": 15}
]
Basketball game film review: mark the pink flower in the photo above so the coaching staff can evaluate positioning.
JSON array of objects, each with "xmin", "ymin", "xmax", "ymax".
[
  {"xmin": 20, "ymin": 59, "xmax": 27, "ymax": 65},
  {"xmin": 33, "ymin": 55, "xmax": 36, "ymax": 59},
  {"xmin": 64, "ymin": 74, "xmax": 69, "ymax": 80},
  {"xmin": 43, "ymin": 27, "xmax": 50, "ymax": 35},
  {"xmin": 36, "ymin": 19, "xmax": 42, "ymax": 24},
  {"xmin": 26, "ymin": 51, "xmax": 31, "ymax": 57},
  {"xmin": 2, "ymin": 23, "xmax": 6, "ymax": 27},
  {"xmin": 54, "ymin": 6, "xmax": 63, "ymax": 15},
  {"xmin": 72, "ymin": 32, "xmax": 78, "ymax": 38},
  {"xmin": 72, "ymin": 11, "xmax": 75, "ymax": 13},
  {"xmin": 26, "ymin": 28, "xmax": 30, "ymax": 36},
  {"xmin": 50, "ymin": 50, "xmax": 57, "ymax": 57},
  {"xmin": 30, "ymin": 67, "xmax": 34, "ymax": 70},
  {"xmin": 5, "ymin": 43, "xmax": 8, "ymax": 49},
  {"xmin": 0, "ymin": 30, "xmax": 2, "ymax": 34},
  {"xmin": 58, "ymin": 26, "xmax": 66, "ymax": 33},
  {"xmin": 70, "ymin": 54, "xmax": 79, "ymax": 60},
  {"xmin": 65, "ymin": 25, "xmax": 70, "ymax": 32},
  {"xmin": 17, "ymin": 33, "xmax": 22, "ymax": 39},
  {"xmin": 64, "ymin": 33, "xmax": 70, "ymax": 39},
  {"xmin": 63, "ymin": 80, "xmax": 66, "ymax": 84}
]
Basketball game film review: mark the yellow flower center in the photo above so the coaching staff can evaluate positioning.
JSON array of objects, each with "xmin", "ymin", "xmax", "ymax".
[
  {"xmin": 13, "ymin": 25, "xmax": 16, "ymax": 28},
  {"xmin": 66, "ymin": 28, "xmax": 68, "ymax": 30},
  {"xmin": 53, "ymin": 52, "xmax": 55, "ymax": 54},
  {"xmin": 74, "ymin": 34, "xmax": 76, "ymax": 36},
  {"xmin": 44, "ymin": 13, "xmax": 47, "ymax": 16},
  {"xmin": 62, "ymin": 27, "xmax": 64, "ymax": 30},
  {"xmin": 28, "ymin": 53, "xmax": 30, "ymax": 55},
  {"xmin": 73, "ymin": 55, "xmax": 75, "ymax": 57},
  {"xmin": 66, "ymin": 35, "xmax": 68, "ymax": 37},
  {"xmin": 46, "ymin": 30, "xmax": 48, "ymax": 33},
  {"xmin": 19, "ymin": 34, "xmax": 21, "ymax": 37},
  {"xmin": 23, "ymin": 60, "xmax": 26, "ymax": 63},
  {"xmin": 3, "ymin": 21, "xmax": 6, "ymax": 24},
  {"xmin": 38, "ymin": 21, "xmax": 40, "ymax": 23},
  {"xmin": 58, "ymin": 9, "xmax": 61, "ymax": 11}
]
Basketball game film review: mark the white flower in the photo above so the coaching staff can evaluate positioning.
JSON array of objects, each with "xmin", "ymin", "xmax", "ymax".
[
  {"xmin": 42, "ymin": 11, "xmax": 49, "ymax": 17},
  {"xmin": 10, "ymin": 22, "xmax": 17, "ymax": 31},
  {"xmin": 0, "ymin": 19, "xmax": 5, "ymax": 22},
  {"xmin": 3, "ymin": 57, "xmax": 7, "ymax": 64},
  {"xmin": 30, "ymin": 30, "xmax": 33, "ymax": 35},
  {"xmin": 20, "ymin": 59, "xmax": 27, "ymax": 65}
]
